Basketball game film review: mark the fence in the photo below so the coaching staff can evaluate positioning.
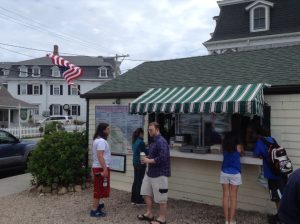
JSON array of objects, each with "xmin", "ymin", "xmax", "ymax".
[{"xmin": 1, "ymin": 125, "xmax": 86, "ymax": 138}]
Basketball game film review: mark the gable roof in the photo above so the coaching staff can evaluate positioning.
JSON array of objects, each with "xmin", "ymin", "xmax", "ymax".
[
  {"xmin": 0, "ymin": 85, "xmax": 37, "ymax": 108},
  {"xmin": 82, "ymin": 45, "xmax": 300, "ymax": 99},
  {"xmin": 206, "ymin": 0, "xmax": 300, "ymax": 42}
]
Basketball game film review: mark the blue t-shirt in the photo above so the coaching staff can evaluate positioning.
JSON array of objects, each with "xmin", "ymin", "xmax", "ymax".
[
  {"xmin": 278, "ymin": 169, "xmax": 300, "ymax": 224},
  {"xmin": 221, "ymin": 151, "xmax": 241, "ymax": 174},
  {"xmin": 253, "ymin": 137, "xmax": 281, "ymax": 180}
]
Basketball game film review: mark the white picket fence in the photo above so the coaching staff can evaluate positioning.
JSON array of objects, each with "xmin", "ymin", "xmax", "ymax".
[{"xmin": 1, "ymin": 125, "xmax": 86, "ymax": 138}]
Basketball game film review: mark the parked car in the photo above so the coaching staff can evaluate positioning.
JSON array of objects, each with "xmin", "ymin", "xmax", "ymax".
[
  {"xmin": 38, "ymin": 115, "xmax": 73, "ymax": 125},
  {"xmin": 0, "ymin": 130, "xmax": 37, "ymax": 172}
]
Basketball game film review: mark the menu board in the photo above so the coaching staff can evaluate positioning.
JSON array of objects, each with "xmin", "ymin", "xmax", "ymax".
[{"xmin": 95, "ymin": 105, "xmax": 144, "ymax": 153}]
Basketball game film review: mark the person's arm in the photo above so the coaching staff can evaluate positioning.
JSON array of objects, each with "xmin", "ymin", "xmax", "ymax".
[
  {"xmin": 96, "ymin": 140, "xmax": 108, "ymax": 177},
  {"xmin": 143, "ymin": 139, "xmax": 168, "ymax": 164},
  {"xmin": 253, "ymin": 141, "xmax": 263, "ymax": 159}
]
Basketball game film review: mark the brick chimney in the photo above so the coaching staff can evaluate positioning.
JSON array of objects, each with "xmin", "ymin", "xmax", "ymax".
[{"xmin": 53, "ymin": 45, "xmax": 59, "ymax": 55}]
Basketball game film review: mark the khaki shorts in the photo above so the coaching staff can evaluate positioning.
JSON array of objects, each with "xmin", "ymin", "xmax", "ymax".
[{"xmin": 141, "ymin": 174, "xmax": 168, "ymax": 203}]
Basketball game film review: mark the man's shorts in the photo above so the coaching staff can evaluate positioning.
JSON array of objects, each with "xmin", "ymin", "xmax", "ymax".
[
  {"xmin": 92, "ymin": 167, "xmax": 110, "ymax": 199},
  {"xmin": 220, "ymin": 171, "xmax": 242, "ymax": 185},
  {"xmin": 268, "ymin": 177, "xmax": 287, "ymax": 202},
  {"xmin": 141, "ymin": 174, "xmax": 168, "ymax": 203}
]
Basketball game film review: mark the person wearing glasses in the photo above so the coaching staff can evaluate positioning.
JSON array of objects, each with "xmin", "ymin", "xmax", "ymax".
[{"xmin": 137, "ymin": 122, "xmax": 171, "ymax": 224}]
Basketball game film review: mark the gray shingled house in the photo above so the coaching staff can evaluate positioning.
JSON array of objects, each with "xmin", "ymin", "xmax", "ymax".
[{"xmin": 81, "ymin": 0, "xmax": 300, "ymax": 213}]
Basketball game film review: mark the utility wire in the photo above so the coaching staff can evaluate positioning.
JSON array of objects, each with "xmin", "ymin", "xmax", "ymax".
[{"xmin": 0, "ymin": 46, "xmax": 35, "ymax": 58}]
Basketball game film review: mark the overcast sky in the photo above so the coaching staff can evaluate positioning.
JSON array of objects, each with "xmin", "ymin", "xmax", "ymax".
[{"xmin": 0, "ymin": 0, "xmax": 220, "ymax": 72}]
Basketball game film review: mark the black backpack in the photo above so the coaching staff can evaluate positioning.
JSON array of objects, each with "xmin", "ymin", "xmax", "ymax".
[{"xmin": 261, "ymin": 137, "xmax": 293, "ymax": 176}]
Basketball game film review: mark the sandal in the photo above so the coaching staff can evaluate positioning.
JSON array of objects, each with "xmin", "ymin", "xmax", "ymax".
[
  {"xmin": 137, "ymin": 214, "xmax": 154, "ymax": 221},
  {"xmin": 150, "ymin": 219, "xmax": 167, "ymax": 224}
]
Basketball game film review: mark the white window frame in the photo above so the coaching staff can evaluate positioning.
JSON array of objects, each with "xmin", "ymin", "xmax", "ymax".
[
  {"xmin": 98, "ymin": 67, "xmax": 108, "ymax": 78},
  {"xmin": 33, "ymin": 84, "xmax": 40, "ymax": 95},
  {"xmin": 51, "ymin": 66, "xmax": 61, "ymax": 77},
  {"xmin": 52, "ymin": 104, "xmax": 60, "ymax": 115},
  {"xmin": 32, "ymin": 66, "xmax": 41, "ymax": 77},
  {"xmin": 247, "ymin": 2, "xmax": 273, "ymax": 33},
  {"xmin": 2, "ymin": 69, "xmax": 9, "ymax": 76},
  {"xmin": 70, "ymin": 85, "xmax": 78, "ymax": 95},
  {"xmin": 33, "ymin": 105, "xmax": 39, "ymax": 116},
  {"xmin": 71, "ymin": 105, "xmax": 79, "ymax": 116},
  {"xmin": 19, "ymin": 66, "xmax": 28, "ymax": 77},
  {"xmin": 53, "ymin": 84, "xmax": 60, "ymax": 95},
  {"xmin": 20, "ymin": 84, "xmax": 27, "ymax": 95}
]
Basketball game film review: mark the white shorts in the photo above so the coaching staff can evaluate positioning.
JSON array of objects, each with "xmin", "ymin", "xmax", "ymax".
[
  {"xmin": 141, "ymin": 174, "xmax": 168, "ymax": 203},
  {"xmin": 220, "ymin": 171, "xmax": 242, "ymax": 185}
]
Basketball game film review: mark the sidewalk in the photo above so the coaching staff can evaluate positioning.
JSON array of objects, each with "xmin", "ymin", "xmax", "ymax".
[{"xmin": 0, "ymin": 173, "xmax": 32, "ymax": 197}]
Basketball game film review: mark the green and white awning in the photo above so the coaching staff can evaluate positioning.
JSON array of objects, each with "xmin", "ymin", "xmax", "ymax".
[{"xmin": 129, "ymin": 83, "xmax": 270, "ymax": 116}]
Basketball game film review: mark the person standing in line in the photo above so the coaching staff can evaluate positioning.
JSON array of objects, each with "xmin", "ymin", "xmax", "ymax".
[
  {"xmin": 253, "ymin": 126, "xmax": 288, "ymax": 224},
  {"xmin": 131, "ymin": 128, "xmax": 147, "ymax": 205},
  {"xmin": 278, "ymin": 168, "xmax": 300, "ymax": 224},
  {"xmin": 90, "ymin": 123, "xmax": 111, "ymax": 218},
  {"xmin": 220, "ymin": 131, "xmax": 244, "ymax": 224},
  {"xmin": 137, "ymin": 122, "xmax": 171, "ymax": 224}
]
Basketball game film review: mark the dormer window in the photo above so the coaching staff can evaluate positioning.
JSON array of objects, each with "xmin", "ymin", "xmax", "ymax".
[
  {"xmin": 51, "ymin": 66, "xmax": 61, "ymax": 77},
  {"xmin": 246, "ymin": 0, "xmax": 274, "ymax": 33},
  {"xmin": 2, "ymin": 69, "xmax": 9, "ymax": 76},
  {"xmin": 98, "ymin": 67, "xmax": 108, "ymax": 78},
  {"xmin": 19, "ymin": 66, "xmax": 28, "ymax": 77},
  {"xmin": 32, "ymin": 66, "xmax": 41, "ymax": 77}
]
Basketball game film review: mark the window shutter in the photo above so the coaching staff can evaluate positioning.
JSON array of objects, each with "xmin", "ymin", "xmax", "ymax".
[
  {"xmin": 68, "ymin": 85, "xmax": 71, "ymax": 95},
  {"xmin": 27, "ymin": 84, "xmax": 32, "ymax": 95},
  {"xmin": 77, "ymin": 105, "xmax": 80, "ymax": 116},
  {"xmin": 40, "ymin": 85, "xmax": 43, "ymax": 95},
  {"xmin": 77, "ymin": 85, "xmax": 80, "ymax": 95},
  {"xmin": 60, "ymin": 85, "xmax": 63, "ymax": 95},
  {"xmin": 50, "ymin": 85, "xmax": 53, "ymax": 95},
  {"xmin": 67, "ymin": 109, "xmax": 71, "ymax": 116},
  {"xmin": 18, "ymin": 84, "xmax": 20, "ymax": 95},
  {"xmin": 49, "ymin": 105, "xmax": 53, "ymax": 116},
  {"xmin": 60, "ymin": 105, "xmax": 63, "ymax": 115}
]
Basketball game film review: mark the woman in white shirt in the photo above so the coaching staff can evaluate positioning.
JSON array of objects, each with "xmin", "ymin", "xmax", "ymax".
[{"xmin": 90, "ymin": 123, "xmax": 111, "ymax": 218}]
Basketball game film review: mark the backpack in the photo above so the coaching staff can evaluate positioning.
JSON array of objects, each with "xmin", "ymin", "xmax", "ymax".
[{"xmin": 261, "ymin": 137, "xmax": 293, "ymax": 176}]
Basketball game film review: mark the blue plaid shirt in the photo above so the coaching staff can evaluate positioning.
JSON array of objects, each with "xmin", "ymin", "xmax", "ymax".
[{"xmin": 147, "ymin": 135, "xmax": 171, "ymax": 178}]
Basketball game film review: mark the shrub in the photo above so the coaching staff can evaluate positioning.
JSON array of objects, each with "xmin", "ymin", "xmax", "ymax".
[
  {"xmin": 73, "ymin": 120, "xmax": 85, "ymax": 125},
  {"xmin": 44, "ymin": 121, "xmax": 61, "ymax": 135},
  {"xmin": 28, "ymin": 131, "xmax": 88, "ymax": 186}
]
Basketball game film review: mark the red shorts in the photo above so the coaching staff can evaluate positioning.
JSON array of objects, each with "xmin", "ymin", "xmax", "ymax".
[{"xmin": 92, "ymin": 167, "xmax": 110, "ymax": 199}]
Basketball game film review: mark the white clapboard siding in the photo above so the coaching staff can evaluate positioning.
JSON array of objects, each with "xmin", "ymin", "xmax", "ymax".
[{"xmin": 88, "ymin": 95, "xmax": 300, "ymax": 213}]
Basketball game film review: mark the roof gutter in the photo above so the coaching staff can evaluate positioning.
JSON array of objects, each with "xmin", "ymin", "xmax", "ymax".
[
  {"xmin": 265, "ymin": 85, "xmax": 300, "ymax": 95},
  {"xmin": 80, "ymin": 91, "xmax": 144, "ymax": 99}
]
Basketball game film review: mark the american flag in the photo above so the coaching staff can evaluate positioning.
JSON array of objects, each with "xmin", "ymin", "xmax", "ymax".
[{"xmin": 47, "ymin": 54, "xmax": 83, "ymax": 85}]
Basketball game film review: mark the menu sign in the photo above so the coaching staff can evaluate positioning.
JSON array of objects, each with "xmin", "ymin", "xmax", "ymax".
[{"xmin": 95, "ymin": 105, "xmax": 144, "ymax": 153}]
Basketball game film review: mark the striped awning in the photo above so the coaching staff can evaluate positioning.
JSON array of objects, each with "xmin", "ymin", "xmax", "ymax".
[{"xmin": 129, "ymin": 83, "xmax": 270, "ymax": 116}]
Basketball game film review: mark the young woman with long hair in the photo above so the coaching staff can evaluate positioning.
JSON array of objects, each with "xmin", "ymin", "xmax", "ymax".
[
  {"xmin": 220, "ymin": 131, "xmax": 244, "ymax": 224},
  {"xmin": 131, "ymin": 127, "xmax": 147, "ymax": 205},
  {"xmin": 90, "ymin": 123, "xmax": 111, "ymax": 218}
]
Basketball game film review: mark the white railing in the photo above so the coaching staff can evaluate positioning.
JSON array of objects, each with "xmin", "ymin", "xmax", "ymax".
[
  {"xmin": 0, "ymin": 127, "xmax": 42, "ymax": 138},
  {"xmin": 1, "ymin": 125, "xmax": 86, "ymax": 138}
]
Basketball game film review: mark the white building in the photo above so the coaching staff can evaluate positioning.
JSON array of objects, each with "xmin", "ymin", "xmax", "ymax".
[{"xmin": 0, "ymin": 46, "xmax": 120, "ymax": 125}]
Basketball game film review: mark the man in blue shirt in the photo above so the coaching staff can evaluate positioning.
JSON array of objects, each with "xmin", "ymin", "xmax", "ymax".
[
  {"xmin": 253, "ymin": 127, "xmax": 287, "ymax": 224},
  {"xmin": 278, "ymin": 169, "xmax": 300, "ymax": 224},
  {"xmin": 137, "ymin": 122, "xmax": 171, "ymax": 224}
]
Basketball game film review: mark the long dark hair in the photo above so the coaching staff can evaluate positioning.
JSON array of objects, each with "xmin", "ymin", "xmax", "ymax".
[
  {"xmin": 222, "ymin": 131, "xmax": 241, "ymax": 153},
  {"xmin": 132, "ymin": 128, "xmax": 144, "ymax": 144},
  {"xmin": 93, "ymin": 123, "xmax": 109, "ymax": 140}
]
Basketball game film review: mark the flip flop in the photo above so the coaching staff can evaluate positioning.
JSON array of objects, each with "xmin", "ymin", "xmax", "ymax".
[
  {"xmin": 137, "ymin": 214, "xmax": 154, "ymax": 221},
  {"xmin": 150, "ymin": 219, "xmax": 167, "ymax": 224}
]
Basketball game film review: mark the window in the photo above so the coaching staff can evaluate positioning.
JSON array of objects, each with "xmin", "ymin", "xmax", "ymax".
[
  {"xmin": 98, "ymin": 67, "xmax": 108, "ymax": 78},
  {"xmin": 32, "ymin": 66, "xmax": 41, "ymax": 77},
  {"xmin": 71, "ymin": 105, "xmax": 80, "ymax": 116},
  {"xmin": 33, "ymin": 84, "xmax": 40, "ymax": 95},
  {"xmin": 53, "ymin": 84, "xmax": 60, "ymax": 95},
  {"xmin": 52, "ymin": 105, "xmax": 60, "ymax": 115},
  {"xmin": 3, "ymin": 69, "xmax": 9, "ymax": 76},
  {"xmin": 71, "ymin": 85, "xmax": 78, "ymax": 95},
  {"xmin": 51, "ymin": 66, "xmax": 60, "ymax": 77},
  {"xmin": 254, "ymin": 7, "xmax": 266, "ymax": 30},
  {"xmin": 20, "ymin": 84, "xmax": 27, "ymax": 95},
  {"xmin": 33, "ymin": 107, "xmax": 39, "ymax": 116},
  {"xmin": 19, "ymin": 66, "xmax": 28, "ymax": 77}
]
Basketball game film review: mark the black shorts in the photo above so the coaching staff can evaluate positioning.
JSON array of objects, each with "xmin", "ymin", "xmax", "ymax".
[{"xmin": 268, "ymin": 177, "xmax": 288, "ymax": 202}]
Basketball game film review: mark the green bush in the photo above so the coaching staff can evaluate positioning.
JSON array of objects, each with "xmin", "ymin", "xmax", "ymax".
[
  {"xmin": 44, "ymin": 121, "xmax": 61, "ymax": 135},
  {"xmin": 28, "ymin": 131, "xmax": 88, "ymax": 186}
]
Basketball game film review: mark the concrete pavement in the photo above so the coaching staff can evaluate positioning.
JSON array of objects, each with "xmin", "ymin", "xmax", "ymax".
[{"xmin": 0, "ymin": 173, "xmax": 32, "ymax": 197}]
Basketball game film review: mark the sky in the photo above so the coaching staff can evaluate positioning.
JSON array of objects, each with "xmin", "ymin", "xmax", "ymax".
[{"xmin": 0, "ymin": 0, "xmax": 220, "ymax": 72}]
